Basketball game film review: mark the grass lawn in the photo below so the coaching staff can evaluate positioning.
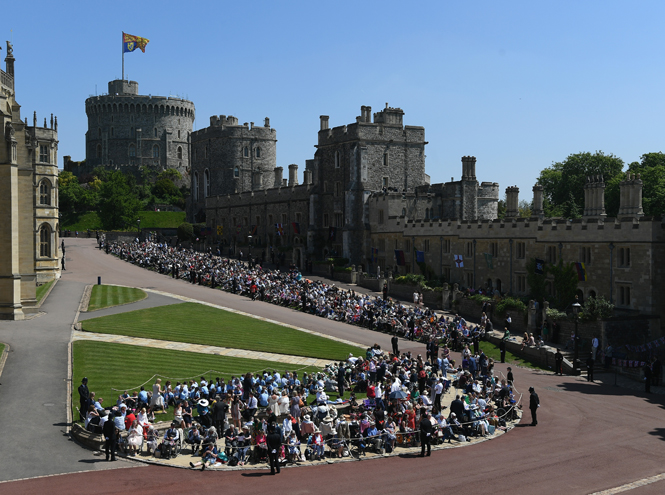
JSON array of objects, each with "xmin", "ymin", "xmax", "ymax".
[
  {"xmin": 36, "ymin": 280, "xmax": 55, "ymax": 304},
  {"xmin": 72, "ymin": 340, "xmax": 321, "ymax": 423},
  {"xmin": 81, "ymin": 302, "xmax": 365, "ymax": 360},
  {"xmin": 62, "ymin": 211, "xmax": 185, "ymax": 231},
  {"xmin": 479, "ymin": 340, "xmax": 551, "ymax": 371},
  {"xmin": 87, "ymin": 285, "xmax": 147, "ymax": 311},
  {"xmin": 0, "ymin": 343, "xmax": 5, "ymax": 356}
]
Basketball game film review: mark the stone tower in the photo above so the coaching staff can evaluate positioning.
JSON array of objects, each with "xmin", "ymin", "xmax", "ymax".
[
  {"xmin": 189, "ymin": 116, "xmax": 277, "ymax": 222},
  {"xmin": 85, "ymin": 80, "xmax": 195, "ymax": 177}
]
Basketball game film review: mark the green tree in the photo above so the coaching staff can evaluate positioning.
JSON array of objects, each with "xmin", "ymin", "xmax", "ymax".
[
  {"xmin": 538, "ymin": 151, "xmax": 624, "ymax": 218},
  {"xmin": 549, "ymin": 260, "xmax": 579, "ymax": 310},
  {"xmin": 98, "ymin": 171, "xmax": 141, "ymax": 230},
  {"xmin": 177, "ymin": 222, "xmax": 193, "ymax": 242},
  {"xmin": 627, "ymin": 152, "xmax": 665, "ymax": 216},
  {"xmin": 497, "ymin": 199, "xmax": 506, "ymax": 219},
  {"xmin": 518, "ymin": 199, "xmax": 532, "ymax": 218},
  {"xmin": 526, "ymin": 258, "xmax": 547, "ymax": 303}
]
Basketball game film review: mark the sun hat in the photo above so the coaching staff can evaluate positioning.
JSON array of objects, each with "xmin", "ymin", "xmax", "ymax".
[{"xmin": 198, "ymin": 399, "xmax": 209, "ymax": 407}]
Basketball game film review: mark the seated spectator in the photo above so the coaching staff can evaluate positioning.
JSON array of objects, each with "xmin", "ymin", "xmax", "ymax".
[
  {"xmin": 126, "ymin": 420, "xmax": 143, "ymax": 456},
  {"xmin": 186, "ymin": 426, "xmax": 202, "ymax": 454},
  {"xmin": 190, "ymin": 443, "xmax": 218, "ymax": 470}
]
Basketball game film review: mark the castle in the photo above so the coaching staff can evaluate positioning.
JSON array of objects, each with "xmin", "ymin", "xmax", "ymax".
[
  {"xmin": 0, "ymin": 42, "xmax": 60, "ymax": 320},
  {"xmin": 65, "ymin": 79, "xmax": 195, "ymax": 179}
]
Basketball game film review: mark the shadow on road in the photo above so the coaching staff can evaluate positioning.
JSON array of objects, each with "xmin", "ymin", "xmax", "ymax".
[
  {"xmin": 241, "ymin": 472, "xmax": 272, "ymax": 477},
  {"xmin": 556, "ymin": 379, "xmax": 665, "ymax": 411},
  {"xmin": 648, "ymin": 428, "xmax": 665, "ymax": 442}
]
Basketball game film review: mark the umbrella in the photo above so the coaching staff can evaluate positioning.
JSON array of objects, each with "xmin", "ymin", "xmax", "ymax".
[{"xmin": 389, "ymin": 390, "xmax": 408, "ymax": 400}]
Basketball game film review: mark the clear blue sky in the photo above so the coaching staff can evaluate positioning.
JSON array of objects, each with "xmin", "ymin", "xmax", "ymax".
[{"xmin": 5, "ymin": 1, "xmax": 665, "ymax": 199}]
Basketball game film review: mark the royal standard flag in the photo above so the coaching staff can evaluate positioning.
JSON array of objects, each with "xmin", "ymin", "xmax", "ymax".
[{"xmin": 123, "ymin": 32, "xmax": 150, "ymax": 53}]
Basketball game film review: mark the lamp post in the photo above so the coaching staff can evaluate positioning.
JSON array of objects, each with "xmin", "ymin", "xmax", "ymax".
[
  {"xmin": 137, "ymin": 218, "xmax": 141, "ymax": 242},
  {"xmin": 572, "ymin": 301, "xmax": 581, "ymax": 373},
  {"xmin": 247, "ymin": 235, "xmax": 253, "ymax": 262}
]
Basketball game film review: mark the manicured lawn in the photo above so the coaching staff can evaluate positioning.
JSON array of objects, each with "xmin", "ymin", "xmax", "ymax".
[
  {"xmin": 72, "ymin": 341, "xmax": 321, "ymax": 423},
  {"xmin": 81, "ymin": 302, "xmax": 364, "ymax": 360},
  {"xmin": 62, "ymin": 211, "xmax": 185, "ymax": 231},
  {"xmin": 479, "ymin": 340, "xmax": 551, "ymax": 371},
  {"xmin": 87, "ymin": 285, "xmax": 147, "ymax": 311},
  {"xmin": 36, "ymin": 280, "xmax": 55, "ymax": 304}
]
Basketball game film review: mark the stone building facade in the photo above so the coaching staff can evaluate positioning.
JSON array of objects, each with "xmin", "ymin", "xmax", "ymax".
[
  {"xmin": 66, "ymin": 80, "xmax": 195, "ymax": 179},
  {"xmin": 370, "ymin": 177, "xmax": 665, "ymax": 322},
  {"xmin": 190, "ymin": 115, "xmax": 277, "ymax": 222},
  {"xmin": 0, "ymin": 43, "xmax": 60, "ymax": 320},
  {"xmin": 204, "ymin": 105, "xmax": 497, "ymax": 268}
]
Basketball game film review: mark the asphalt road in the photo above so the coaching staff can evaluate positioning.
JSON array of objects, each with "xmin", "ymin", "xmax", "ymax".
[{"xmin": 1, "ymin": 238, "xmax": 663, "ymax": 494}]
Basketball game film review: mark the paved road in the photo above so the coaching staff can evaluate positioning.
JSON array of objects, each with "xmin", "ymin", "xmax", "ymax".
[{"xmin": 2, "ymin": 239, "xmax": 664, "ymax": 494}]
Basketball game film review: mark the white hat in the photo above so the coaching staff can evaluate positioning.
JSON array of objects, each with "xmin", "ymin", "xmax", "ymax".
[{"xmin": 198, "ymin": 399, "xmax": 209, "ymax": 407}]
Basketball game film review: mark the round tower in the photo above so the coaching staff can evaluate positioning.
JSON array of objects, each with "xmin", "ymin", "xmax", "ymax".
[{"xmin": 84, "ymin": 80, "xmax": 195, "ymax": 177}]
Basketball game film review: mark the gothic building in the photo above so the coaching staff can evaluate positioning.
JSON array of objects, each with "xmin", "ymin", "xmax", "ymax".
[{"xmin": 0, "ymin": 43, "xmax": 60, "ymax": 320}]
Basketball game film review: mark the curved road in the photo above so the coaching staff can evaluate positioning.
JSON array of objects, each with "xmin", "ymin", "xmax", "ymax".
[{"xmin": 2, "ymin": 239, "xmax": 664, "ymax": 495}]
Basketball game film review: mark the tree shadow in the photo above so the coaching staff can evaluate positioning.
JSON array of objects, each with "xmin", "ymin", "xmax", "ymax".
[
  {"xmin": 555, "ymin": 380, "xmax": 665, "ymax": 411},
  {"xmin": 648, "ymin": 428, "xmax": 665, "ymax": 441}
]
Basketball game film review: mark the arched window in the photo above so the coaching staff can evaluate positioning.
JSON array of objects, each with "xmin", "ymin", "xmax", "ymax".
[
  {"xmin": 129, "ymin": 144, "xmax": 136, "ymax": 157},
  {"xmin": 96, "ymin": 144, "xmax": 102, "ymax": 158},
  {"xmin": 401, "ymin": 208, "xmax": 406, "ymax": 216},
  {"xmin": 111, "ymin": 127, "xmax": 114, "ymax": 137},
  {"xmin": 39, "ymin": 180, "xmax": 51, "ymax": 206},
  {"xmin": 154, "ymin": 128, "xmax": 157, "ymax": 137},
  {"xmin": 243, "ymin": 146, "xmax": 249, "ymax": 157},
  {"xmin": 204, "ymin": 169, "xmax": 210, "ymax": 198},
  {"xmin": 177, "ymin": 146, "xmax": 183, "ymax": 159},
  {"xmin": 234, "ymin": 166, "xmax": 240, "ymax": 178},
  {"xmin": 193, "ymin": 172, "xmax": 200, "ymax": 201},
  {"xmin": 131, "ymin": 127, "xmax": 135, "ymax": 137},
  {"xmin": 255, "ymin": 147, "xmax": 261, "ymax": 158},
  {"xmin": 98, "ymin": 128, "xmax": 101, "ymax": 138},
  {"xmin": 153, "ymin": 145, "xmax": 159, "ymax": 158},
  {"xmin": 335, "ymin": 151, "xmax": 340, "ymax": 168},
  {"xmin": 39, "ymin": 224, "xmax": 51, "ymax": 258}
]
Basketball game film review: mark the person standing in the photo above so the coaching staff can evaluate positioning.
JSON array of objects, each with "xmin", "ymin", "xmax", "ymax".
[
  {"xmin": 591, "ymin": 335, "xmax": 599, "ymax": 361},
  {"xmin": 102, "ymin": 411, "xmax": 118, "ymax": 461},
  {"xmin": 528, "ymin": 387, "xmax": 540, "ymax": 426},
  {"xmin": 266, "ymin": 424, "xmax": 282, "ymax": 474},
  {"xmin": 419, "ymin": 412, "xmax": 433, "ymax": 457},
  {"xmin": 555, "ymin": 349, "xmax": 564, "ymax": 376},
  {"xmin": 391, "ymin": 334, "xmax": 399, "ymax": 357},
  {"xmin": 586, "ymin": 354, "xmax": 595, "ymax": 382},
  {"xmin": 499, "ymin": 338, "xmax": 506, "ymax": 364},
  {"xmin": 78, "ymin": 377, "xmax": 90, "ymax": 421},
  {"xmin": 651, "ymin": 357, "xmax": 661, "ymax": 386},
  {"xmin": 506, "ymin": 367, "xmax": 514, "ymax": 386},
  {"xmin": 337, "ymin": 362, "xmax": 346, "ymax": 398},
  {"xmin": 644, "ymin": 362, "xmax": 652, "ymax": 394},
  {"xmin": 383, "ymin": 282, "xmax": 388, "ymax": 301}
]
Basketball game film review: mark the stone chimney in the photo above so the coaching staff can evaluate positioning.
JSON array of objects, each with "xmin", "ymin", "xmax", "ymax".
[
  {"xmin": 461, "ymin": 156, "xmax": 477, "ymax": 181},
  {"xmin": 505, "ymin": 186, "xmax": 519, "ymax": 218},
  {"xmin": 618, "ymin": 173, "xmax": 644, "ymax": 217},
  {"xmin": 532, "ymin": 184, "xmax": 544, "ymax": 218},
  {"xmin": 320, "ymin": 115, "xmax": 329, "ymax": 131},
  {"xmin": 288, "ymin": 164, "xmax": 298, "ymax": 187},
  {"xmin": 583, "ymin": 175, "xmax": 607, "ymax": 217},
  {"xmin": 264, "ymin": 117, "xmax": 270, "ymax": 127},
  {"xmin": 253, "ymin": 170, "xmax": 263, "ymax": 189},
  {"xmin": 303, "ymin": 169, "xmax": 313, "ymax": 185},
  {"xmin": 274, "ymin": 166, "xmax": 283, "ymax": 186},
  {"xmin": 5, "ymin": 41, "xmax": 15, "ymax": 79}
]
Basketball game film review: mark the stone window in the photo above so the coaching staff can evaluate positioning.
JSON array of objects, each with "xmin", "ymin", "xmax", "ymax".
[
  {"xmin": 204, "ymin": 169, "xmax": 210, "ymax": 198},
  {"xmin": 516, "ymin": 274, "xmax": 527, "ymax": 293},
  {"xmin": 256, "ymin": 216, "xmax": 261, "ymax": 226},
  {"xmin": 335, "ymin": 212, "xmax": 343, "ymax": 228},
  {"xmin": 234, "ymin": 166, "xmax": 240, "ymax": 178},
  {"xmin": 516, "ymin": 242, "xmax": 526, "ymax": 259},
  {"xmin": 466, "ymin": 272, "xmax": 474, "ymax": 288},
  {"xmin": 378, "ymin": 210, "xmax": 384, "ymax": 224},
  {"xmin": 383, "ymin": 153, "xmax": 388, "ymax": 166},
  {"xmin": 443, "ymin": 266, "xmax": 451, "ymax": 282},
  {"xmin": 323, "ymin": 182, "xmax": 328, "ymax": 193},
  {"xmin": 618, "ymin": 247, "xmax": 630, "ymax": 267},
  {"xmin": 401, "ymin": 208, "xmax": 406, "ymax": 217},
  {"xmin": 296, "ymin": 213, "xmax": 302, "ymax": 223},
  {"xmin": 244, "ymin": 217, "xmax": 249, "ymax": 226},
  {"xmin": 111, "ymin": 127, "xmax": 114, "ymax": 137},
  {"xmin": 579, "ymin": 246, "xmax": 591, "ymax": 265},
  {"xmin": 129, "ymin": 144, "xmax": 136, "ymax": 157},
  {"xmin": 618, "ymin": 285, "xmax": 631, "ymax": 307},
  {"xmin": 39, "ymin": 180, "xmax": 51, "ymax": 206},
  {"xmin": 379, "ymin": 239, "xmax": 386, "ymax": 251},
  {"xmin": 178, "ymin": 130, "xmax": 181, "ymax": 139},
  {"xmin": 153, "ymin": 145, "xmax": 159, "ymax": 158},
  {"xmin": 205, "ymin": 146, "xmax": 208, "ymax": 159},
  {"xmin": 98, "ymin": 128, "xmax": 102, "ymax": 138},
  {"xmin": 39, "ymin": 224, "xmax": 51, "ymax": 258},
  {"xmin": 255, "ymin": 147, "xmax": 261, "ymax": 158},
  {"xmin": 442, "ymin": 239, "xmax": 451, "ymax": 253},
  {"xmin": 335, "ymin": 151, "xmax": 340, "ymax": 168},
  {"xmin": 244, "ymin": 146, "xmax": 249, "ymax": 157},
  {"xmin": 282, "ymin": 213, "xmax": 288, "ymax": 224},
  {"xmin": 489, "ymin": 242, "xmax": 499, "ymax": 258},
  {"xmin": 11, "ymin": 142, "xmax": 17, "ymax": 163},
  {"xmin": 335, "ymin": 182, "xmax": 342, "ymax": 197},
  {"xmin": 323, "ymin": 213, "xmax": 329, "ymax": 227},
  {"xmin": 268, "ymin": 214, "xmax": 273, "ymax": 225},
  {"xmin": 39, "ymin": 145, "xmax": 50, "ymax": 164},
  {"xmin": 546, "ymin": 245, "xmax": 557, "ymax": 264},
  {"xmin": 382, "ymin": 177, "xmax": 389, "ymax": 188},
  {"xmin": 96, "ymin": 144, "xmax": 102, "ymax": 159},
  {"xmin": 131, "ymin": 127, "xmax": 135, "ymax": 138},
  {"xmin": 154, "ymin": 128, "xmax": 157, "ymax": 137},
  {"xmin": 424, "ymin": 239, "xmax": 430, "ymax": 252},
  {"xmin": 193, "ymin": 171, "xmax": 200, "ymax": 201},
  {"xmin": 466, "ymin": 241, "xmax": 473, "ymax": 257},
  {"xmin": 405, "ymin": 239, "xmax": 411, "ymax": 252},
  {"xmin": 177, "ymin": 146, "xmax": 183, "ymax": 159}
]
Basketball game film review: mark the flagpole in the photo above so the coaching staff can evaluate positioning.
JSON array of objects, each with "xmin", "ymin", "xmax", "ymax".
[{"xmin": 122, "ymin": 32, "xmax": 125, "ymax": 81}]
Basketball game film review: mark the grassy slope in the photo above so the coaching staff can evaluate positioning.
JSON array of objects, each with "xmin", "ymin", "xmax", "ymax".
[
  {"xmin": 87, "ymin": 285, "xmax": 147, "ymax": 311},
  {"xmin": 479, "ymin": 340, "xmax": 551, "ymax": 371},
  {"xmin": 81, "ymin": 302, "xmax": 364, "ymax": 360},
  {"xmin": 62, "ymin": 211, "xmax": 186, "ymax": 231},
  {"xmin": 72, "ymin": 341, "xmax": 321, "ymax": 422},
  {"xmin": 36, "ymin": 280, "xmax": 55, "ymax": 304}
]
